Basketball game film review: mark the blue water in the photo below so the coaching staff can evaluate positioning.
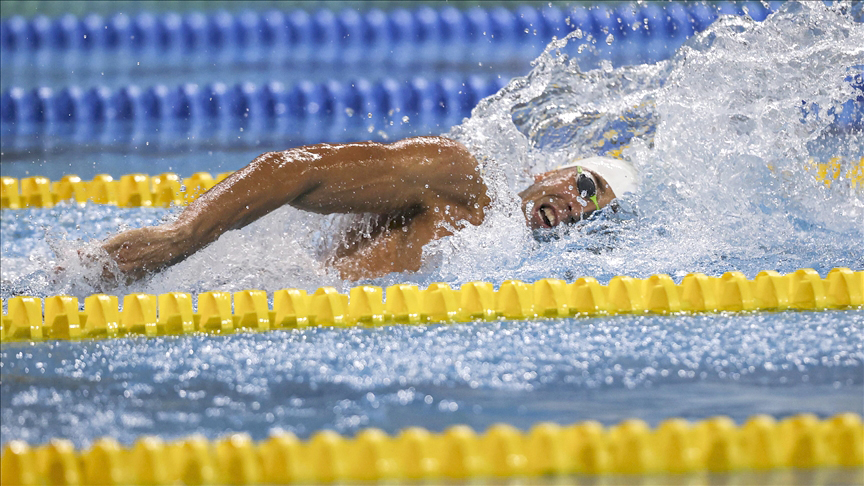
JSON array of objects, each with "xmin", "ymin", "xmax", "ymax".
[
  {"xmin": 2, "ymin": 310, "xmax": 861, "ymax": 448},
  {"xmin": 2, "ymin": 2, "xmax": 864, "ymax": 448},
  {"xmin": 0, "ymin": 120, "xmax": 451, "ymax": 182}
]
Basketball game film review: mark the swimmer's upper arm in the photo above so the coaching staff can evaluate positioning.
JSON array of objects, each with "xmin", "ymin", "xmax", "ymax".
[
  {"xmin": 171, "ymin": 136, "xmax": 488, "ymax": 256},
  {"xmin": 288, "ymin": 136, "xmax": 487, "ymax": 214}
]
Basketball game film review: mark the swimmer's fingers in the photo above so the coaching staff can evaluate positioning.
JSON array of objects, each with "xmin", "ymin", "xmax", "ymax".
[
  {"xmin": 68, "ymin": 245, "xmax": 123, "ymax": 287},
  {"xmin": 75, "ymin": 247, "xmax": 98, "ymax": 265}
]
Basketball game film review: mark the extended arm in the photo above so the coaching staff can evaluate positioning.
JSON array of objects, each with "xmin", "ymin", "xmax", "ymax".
[{"xmin": 101, "ymin": 136, "xmax": 487, "ymax": 280}]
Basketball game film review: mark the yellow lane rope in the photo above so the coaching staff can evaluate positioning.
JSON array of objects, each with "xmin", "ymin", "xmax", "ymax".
[
  {"xmin": 1, "ymin": 268, "xmax": 861, "ymax": 344},
  {"xmin": 806, "ymin": 156, "xmax": 864, "ymax": 189},
  {"xmin": 1, "ymin": 413, "xmax": 861, "ymax": 484},
  {"xmin": 0, "ymin": 171, "xmax": 235, "ymax": 209},
  {"xmin": 0, "ymin": 157, "xmax": 861, "ymax": 209}
]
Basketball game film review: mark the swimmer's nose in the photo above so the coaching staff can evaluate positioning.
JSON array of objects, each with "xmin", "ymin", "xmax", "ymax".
[
  {"xmin": 567, "ymin": 202, "xmax": 592, "ymax": 222},
  {"xmin": 566, "ymin": 203, "xmax": 581, "ymax": 222}
]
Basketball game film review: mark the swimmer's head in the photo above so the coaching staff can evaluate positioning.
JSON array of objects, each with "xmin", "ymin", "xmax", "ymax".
[{"xmin": 518, "ymin": 156, "xmax": 638, "ymax": 231}]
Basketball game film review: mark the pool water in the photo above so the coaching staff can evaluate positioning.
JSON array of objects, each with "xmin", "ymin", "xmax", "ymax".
[
  {"xmin": 1, "ymin": 1, "xmax": 863, "ymax": 450},
  {"xmin": 2, "ymin": 310, "xmax": 861, "ymax": 447}
]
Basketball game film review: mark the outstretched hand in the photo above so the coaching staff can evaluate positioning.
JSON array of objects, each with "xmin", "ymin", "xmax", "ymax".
[{"xmin": 101, "ymin": 224, "xmax": 189, "ymax": 283}]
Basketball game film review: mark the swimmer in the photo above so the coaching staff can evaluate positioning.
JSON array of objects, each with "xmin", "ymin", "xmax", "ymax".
[{"xmin": 100, "ymin": 136, "xmax": 637, "ymax": 282}]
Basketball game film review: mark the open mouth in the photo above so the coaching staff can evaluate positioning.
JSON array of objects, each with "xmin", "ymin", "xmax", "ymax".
[{"xmin": 537, "ymin": 204, "xmax": 557, "ymax": 228}]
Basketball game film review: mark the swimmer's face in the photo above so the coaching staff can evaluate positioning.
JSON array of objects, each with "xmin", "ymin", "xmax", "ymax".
[{"xmin": 518, "ymin": 166, "xmax": 617, "ymax": 231}]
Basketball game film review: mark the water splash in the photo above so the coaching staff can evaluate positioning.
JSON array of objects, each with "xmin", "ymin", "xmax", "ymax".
[{"xmin": 434, "ymin": 1, "xmax": 864, "ymax": 286}]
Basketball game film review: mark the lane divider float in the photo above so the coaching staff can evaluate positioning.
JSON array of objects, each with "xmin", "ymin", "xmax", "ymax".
[
  {"xmin": 1, "ymin": 413, "xmax": 861, "ymax": 484},
  {"xmin": 0, "ymin": 2, "xmax": 780, "ymax": 56},
  {"xmin": 0, "ymin": 76, "xmax": 508, "ymax": 132},
  {"xmin": 807, "ymin": 157, "xmax": 864, "ymax": 189},
  {"xmin": 2, "ymin": 157, "xmax": 862, "ymax": 210},
  {"xmin": 1, "ymin": 268, "xmax": 861, "ymax": 344},
  {"xmin": 0, "ymin": 171, "xmax": 234, "ymax": 209}
]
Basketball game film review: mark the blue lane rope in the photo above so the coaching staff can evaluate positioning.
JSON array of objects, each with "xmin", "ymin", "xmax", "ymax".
[
  {"xmin": 3, "ymin": 71, "xmax": 862, "ymax": 137},
  {"xmin": 1, "ymin": 2, "xmax": 782, "ymax": 55},
  {"xmin": 2, "ymin": 71, "xmax": 861, "ymax": 140},
  {"xmin": 0, "ymin": 76, "xmax": 508, "ymax": 133},
  {"xmin": 2, "ymin": 2, "xmax": 803, "ymax": 136},
  {"xmin": 8, "ymin": 3, "xmax": 862, "ymax": 143}
]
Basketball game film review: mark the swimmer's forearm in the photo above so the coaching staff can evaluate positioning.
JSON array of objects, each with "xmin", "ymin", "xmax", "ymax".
[
  {"xmin": 167, "ymin": 142, "xmax": 398, "ymax": 254},
  {"xmin": 169, "ymin": 150, "xmax": 314, "ymax": 254}
]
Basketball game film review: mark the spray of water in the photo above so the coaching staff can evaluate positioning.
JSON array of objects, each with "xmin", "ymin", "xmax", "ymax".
[
  {"xmin": 432, "ymin": 0, "xmax": 864, "ymax": 285},
  {"xmin": 2, "ymin": 1, "xmax": 862, "ymax": 300}
]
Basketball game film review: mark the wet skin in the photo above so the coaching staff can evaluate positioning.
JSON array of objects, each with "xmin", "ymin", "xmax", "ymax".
[{"xmin": 101, "ymin": 136, "xmax": 617, "ymax": 282}]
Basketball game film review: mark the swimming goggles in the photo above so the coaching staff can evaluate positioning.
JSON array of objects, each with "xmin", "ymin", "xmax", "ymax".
[{"xmin": 575, "ymin": 166, "xmax": 599, "ymax": 209}]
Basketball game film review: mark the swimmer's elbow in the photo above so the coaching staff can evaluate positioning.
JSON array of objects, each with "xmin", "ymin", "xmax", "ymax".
[{"xmin": 251, "ymin": 151, "xmax": 285, "ymax": 169}]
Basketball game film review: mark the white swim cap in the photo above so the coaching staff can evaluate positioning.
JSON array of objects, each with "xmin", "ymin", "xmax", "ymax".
[{"xmin": 558, "ymin": 156, "xmax": 639, "ymax": 197}]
